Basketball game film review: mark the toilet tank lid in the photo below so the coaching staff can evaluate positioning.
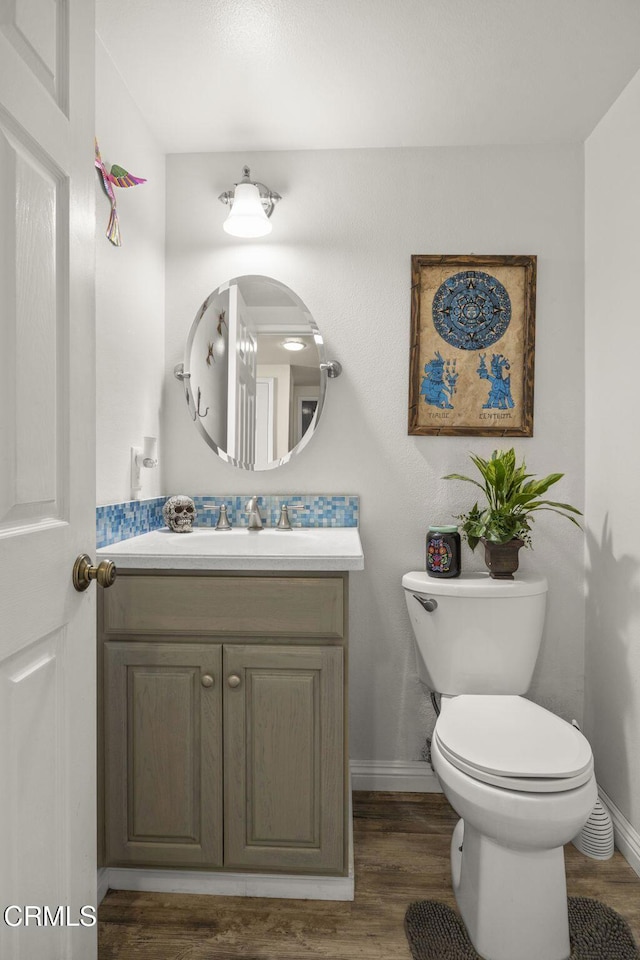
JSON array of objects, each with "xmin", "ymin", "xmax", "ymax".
[
  {"xmin": 402, "ymin": 570, "xmax": 548, "ymax": 597},
  {"xmin": 435, "ymin": 695, "xmax": 593, "ymax": 780}
]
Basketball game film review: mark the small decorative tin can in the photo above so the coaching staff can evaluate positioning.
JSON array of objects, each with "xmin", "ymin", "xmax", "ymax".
[{"xmin": 426, "ymin": 525, "xmax": 461, "ymax": 578}]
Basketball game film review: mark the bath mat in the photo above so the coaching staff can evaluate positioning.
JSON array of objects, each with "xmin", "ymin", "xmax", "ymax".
[{"xmin": 404, "ymin": 897, "xmax": 640, "ymax": 959}]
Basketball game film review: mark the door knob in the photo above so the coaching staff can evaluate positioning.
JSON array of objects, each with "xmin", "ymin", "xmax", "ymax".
[
  {"xmin": 201, "ymin": 675, "xmax": 214, "ymax": 688},
  {"xmin": 227, "ymin": 674, "xmax": 241, "ymax": 688},
  {"xmin": 72, "ymin": 554, "xmax": 117, "ymax": 592}
]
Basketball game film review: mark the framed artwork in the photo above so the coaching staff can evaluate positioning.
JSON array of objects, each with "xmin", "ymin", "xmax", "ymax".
[{"xmin": 408, "ymin": 255, "xmax": 537, "ymax": 436}]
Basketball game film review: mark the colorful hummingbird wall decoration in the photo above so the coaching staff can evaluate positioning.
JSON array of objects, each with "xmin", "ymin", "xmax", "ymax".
[{"xmin": 94, "ymin": 138, "xmax": 147, "ymax": 246}]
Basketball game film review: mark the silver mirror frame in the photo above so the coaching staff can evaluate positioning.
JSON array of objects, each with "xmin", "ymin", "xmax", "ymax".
[{"xmin": 175, "ymin": 275, "xmax": 340, "ymax": 472}]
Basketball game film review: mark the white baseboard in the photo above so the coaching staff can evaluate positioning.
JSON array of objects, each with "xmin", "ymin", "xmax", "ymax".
[
  {"xmin": 599, "ymin": 787, "xmax": 640, "ymax": 878},
  {"xmin": 97, "ymin": 867, "xmax": 110, "ymax": 905},
  {"xmin": 350, "ymin": 759, "xmax": 441, "ymax": 793},
  {"xmin": 105, "ymin": 865, "xmax": 353, "ymax": 901}
]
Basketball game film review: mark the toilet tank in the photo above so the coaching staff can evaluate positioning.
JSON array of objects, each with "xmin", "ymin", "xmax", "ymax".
[{"xmin": 402, "ymin": 571, "xmax": 548, "ymax": 696}]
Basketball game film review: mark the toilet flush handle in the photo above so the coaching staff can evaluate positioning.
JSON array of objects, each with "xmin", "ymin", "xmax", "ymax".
[{"xmin": 414, "ymin": 595, "xmax": 438, "ymax": 613}]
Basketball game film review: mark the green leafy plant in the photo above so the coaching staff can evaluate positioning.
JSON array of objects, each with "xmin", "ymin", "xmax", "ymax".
[{"xmin": 444, "ymin": 448, "xmax": 582, "ymax": 551}]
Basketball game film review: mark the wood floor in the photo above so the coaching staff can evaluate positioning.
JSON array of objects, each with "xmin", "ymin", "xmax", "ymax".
[{"xmin": 99, "ymin": 792, "xmax": 640, "ymax": 959}]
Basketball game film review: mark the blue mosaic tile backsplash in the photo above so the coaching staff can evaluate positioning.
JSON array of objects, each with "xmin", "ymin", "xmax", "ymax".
[
  {"xmin": 270, "ymin": 495, "xmax": 359, "ymax": 528},
  {"xmin": 97, "ymin": 494, "xmax": 359, "ymax": 546},
  {"xmin": 193, "ymin": 496, "xmax": 268, "ymax": 528},
  {"xmin": 96, "ymin": 497, "xmax": 165, "ymax": 549},
  {"xmin": 194, "ymin": 495, "xmax": 359, "ymax": 529}
]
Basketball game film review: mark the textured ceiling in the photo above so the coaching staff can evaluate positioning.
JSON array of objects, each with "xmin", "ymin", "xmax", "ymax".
[{"xmin": 96, "ymin": 0, "xmax": 640, "ymax": 153}]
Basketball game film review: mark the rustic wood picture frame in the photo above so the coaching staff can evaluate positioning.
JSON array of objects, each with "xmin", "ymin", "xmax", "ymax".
[{"xmin": 409, "ymin": 254, "xmax": 537, "ymax": 437}]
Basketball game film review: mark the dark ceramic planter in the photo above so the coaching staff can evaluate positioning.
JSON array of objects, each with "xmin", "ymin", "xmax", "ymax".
[{"xmin": 481, "ymin": 537, "xmax": 525, "ymax": 580}]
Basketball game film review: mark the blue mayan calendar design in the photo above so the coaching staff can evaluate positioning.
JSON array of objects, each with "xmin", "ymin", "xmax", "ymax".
[
  {"xmin": 477, "ymin": 353, "xmax": 515, "ymax": 409},
  {"xmin": 432, "ymin": 270, "xmax": 511, "ymax": 351},
  {"xmin": 420, "ymin": 352, "xmax": 458, "ymax": 409}
]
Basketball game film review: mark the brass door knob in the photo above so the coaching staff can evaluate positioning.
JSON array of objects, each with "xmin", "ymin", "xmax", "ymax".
[
  {"xmin": 227, "ymin": 674, "xmax": 241, "ymax": 688},
  {"xmin": 201, "ymin": 675, "xmax": 214, "ymax": 688},
  {"xmin": 72, "ymin": 554, "xmax": 117, "ymax": 592}
]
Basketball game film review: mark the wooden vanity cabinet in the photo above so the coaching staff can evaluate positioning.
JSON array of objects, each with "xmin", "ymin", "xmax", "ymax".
[
  {"xmin": 99, "ymin": 571, "xmax": 348, "ymax": 876},
  {"xmin": 103, "ymin": 641, "xmax": 223, "ymax": 867},
  {"xmin": 224, "ymin": 643, "xmax": 344, "ymax": 872}
]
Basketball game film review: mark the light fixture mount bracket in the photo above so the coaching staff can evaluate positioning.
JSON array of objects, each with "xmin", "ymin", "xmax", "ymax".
[{"xmin": 218, "ymin": 165, "xmax": 281, "ymax": 219}]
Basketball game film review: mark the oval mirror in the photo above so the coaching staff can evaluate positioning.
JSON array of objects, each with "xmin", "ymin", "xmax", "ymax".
[{"xmin": 182, "ymin": 276, "xmax": 326, "ymax": 470}]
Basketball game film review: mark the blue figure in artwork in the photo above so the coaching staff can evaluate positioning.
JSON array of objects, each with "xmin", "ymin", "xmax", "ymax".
[
  {"xmin": 477, "ymin": 353, "xmax": 515, "ymax": 409},
  {"xmin": 421, "ymin": 352, "xmax": 459, "ymax": 409}
]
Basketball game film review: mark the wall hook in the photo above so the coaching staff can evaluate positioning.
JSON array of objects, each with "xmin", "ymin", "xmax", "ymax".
[{"xmin": 196, "ymin": 388, "xmax": 209, "ymax": 419}]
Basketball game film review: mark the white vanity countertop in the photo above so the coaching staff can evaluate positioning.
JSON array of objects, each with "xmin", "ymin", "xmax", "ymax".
[{"xmin": 97, "ymin": 527, "xmax": 364, "ymax": 571}]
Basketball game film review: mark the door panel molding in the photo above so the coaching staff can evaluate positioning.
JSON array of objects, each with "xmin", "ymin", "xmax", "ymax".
[
  {"xmin": 0, "ymin": 628, "xmax": 73, "ymax": 957},
  {"xmin": 0, "ymin": 119, "xmax": 68, "ymax": 531},
  {"xmin": 0, "ymin": 0, "xmax": 69, "ymax": 110}
]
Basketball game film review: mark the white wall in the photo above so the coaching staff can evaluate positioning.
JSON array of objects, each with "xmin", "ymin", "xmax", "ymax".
[
  {"xmin": 165, "ymin": 145, "xmax": 585, "ymax": 762},
  {"xmin": 95, "ymin": 37, "xmax": 165, "ymax": 504},
  {"xmin": 585, "ymin": 68, "xmax": 640, "ymax": 834}
]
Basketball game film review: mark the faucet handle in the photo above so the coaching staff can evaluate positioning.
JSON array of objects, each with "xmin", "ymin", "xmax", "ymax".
[
  {"xmin": 216, "ymin": 503, "xmax": 232, "ymax": 530},
  {"xmin": 276, "ymin": 504, "xmax": 292, "ymax": 530}
]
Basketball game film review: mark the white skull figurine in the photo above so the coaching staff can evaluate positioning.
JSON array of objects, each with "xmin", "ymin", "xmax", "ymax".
[{"xmin": 163, "ymin": 495, "xmax": 197, "ymax": 533}]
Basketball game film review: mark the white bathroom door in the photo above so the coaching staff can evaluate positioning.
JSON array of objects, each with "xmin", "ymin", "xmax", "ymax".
[
  {"xmin": 227, "ymin": 283, "xmax": 257, "ymax": 464},
  {"xmin": 0, "ymin": 2, "xmax": 97, "ymax": 959},
  {"xmin": 255, "ymin": 377, "xmax": 275, "ymax": 469}
]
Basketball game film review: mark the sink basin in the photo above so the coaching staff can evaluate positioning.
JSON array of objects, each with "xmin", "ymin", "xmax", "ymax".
[{"xmin": 97, "ymin": 526, "xmax": 364, "ymax": 571}]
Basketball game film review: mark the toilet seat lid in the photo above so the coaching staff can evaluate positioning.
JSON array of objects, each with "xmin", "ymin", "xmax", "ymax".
[{"xmin": 435, "ymin": 695, "xmax": 593, "ymax": 785}]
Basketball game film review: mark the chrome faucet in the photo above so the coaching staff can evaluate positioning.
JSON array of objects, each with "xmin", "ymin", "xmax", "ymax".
[
  {"xmin": 276, "ymin": 503, "xmax": 292, "ymax": 530},
  {"xmin": 246, "ymin": 496, "xmax": 263, "ymax": 531}
]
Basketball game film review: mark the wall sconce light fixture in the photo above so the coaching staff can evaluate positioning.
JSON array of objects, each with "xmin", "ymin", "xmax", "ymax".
[
  {"xmin": 218, "ymin": 166, "xmax": 281, "ymax": 238},
  {"xmin": 131, "ymin": 436, "xmax": 158, "ymax": 500}
]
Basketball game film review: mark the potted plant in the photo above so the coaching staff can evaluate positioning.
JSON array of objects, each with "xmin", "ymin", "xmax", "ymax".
[{"xmin": 444, "ymin": 448, "xmax": 582, "ymax": 579}]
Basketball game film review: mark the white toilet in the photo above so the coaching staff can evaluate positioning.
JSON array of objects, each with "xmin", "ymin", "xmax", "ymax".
[{"xmin": 402, "ymin": 571, "xmax": 597, "ymax": 960}]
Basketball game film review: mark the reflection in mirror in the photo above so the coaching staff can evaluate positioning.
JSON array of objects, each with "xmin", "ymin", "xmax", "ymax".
[{"xmin": 184, "ymin": 276, "xmax": 326, "ymax": 471}]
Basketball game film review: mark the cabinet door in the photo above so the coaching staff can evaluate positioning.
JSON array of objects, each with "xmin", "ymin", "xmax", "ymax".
[
  {"xmin": 224, "ymin": 645, "xmax": 344, "ymax": 873},
  {"xmin": 104, "ymin": 642, "xmax": 222, "ymax": 867}
]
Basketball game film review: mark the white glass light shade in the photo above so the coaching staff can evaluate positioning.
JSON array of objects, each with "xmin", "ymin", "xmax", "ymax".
[
  {"xmin": 223, "ymin": 182, "xmax": 272, "ymax": 238},
  {"xmin": 282, "ymin": 338, "xmax": 306, "ymax": 351}
]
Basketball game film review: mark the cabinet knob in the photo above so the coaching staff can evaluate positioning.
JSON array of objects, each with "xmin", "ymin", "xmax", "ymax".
[
  {"xmin": 227, "ymin": 674, "xmax": 241, "ymax": 688},
  {"xmin": 201, "ymin": 674, "xmax": 214, "ymax": 688}
]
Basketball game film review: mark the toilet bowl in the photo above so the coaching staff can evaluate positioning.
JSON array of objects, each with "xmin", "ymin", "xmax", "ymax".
[
  {"xmin": 432, "ymin": 695, "xmax": 596, "ymax": 960},
  {"xmin": 402, "ymin": 571, "xmax": 595, "ymax": 960}
]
